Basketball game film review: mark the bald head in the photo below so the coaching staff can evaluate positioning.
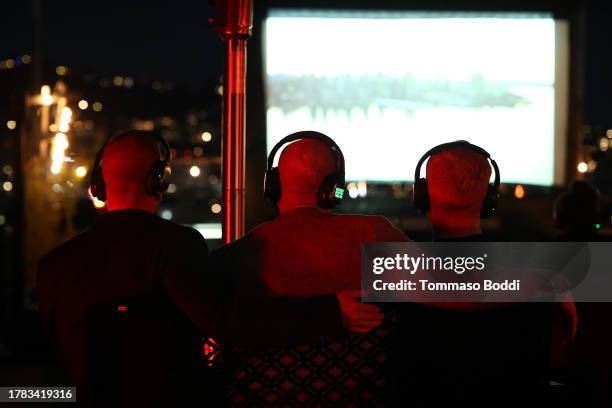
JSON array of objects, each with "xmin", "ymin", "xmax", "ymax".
[
  {"xmin": 102, "ymin": 131, "xmax": 161, "ymax": 198},
  {"xmin": 278, "ymin": 138, "xmax": 336, "ymax": 197}
]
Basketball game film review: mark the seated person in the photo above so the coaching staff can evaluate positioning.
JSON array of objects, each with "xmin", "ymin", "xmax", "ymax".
[
  {"xmin": 554, "ymin": 180, "xmax": 612, "ymax": 406},
  {"xmin": 210, "ymin": 131, "xmax": 407, "ymax": 406},
  {"xmin": 554, "ymin": 180, "xmax": 611, "ymax": 242},
  {"xmin": 37, "ymin": 131, "xmax": 381, "ymax": 407},
  {"xmin": 391, "ymin": 141, "xmax": 574, "ymax": 407}
]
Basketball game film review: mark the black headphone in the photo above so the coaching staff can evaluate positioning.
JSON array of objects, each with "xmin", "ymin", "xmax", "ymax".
[
  {"xmin": 412, "ymin": 140, "xmax": 500, "ymax": 218},
  {"xmin": 90, "ymin": 131, "xmax": 172, "ymax": 202},
  {"xmin": 263, "ymin": 131, "xmax": 346, "ymax": 209}
]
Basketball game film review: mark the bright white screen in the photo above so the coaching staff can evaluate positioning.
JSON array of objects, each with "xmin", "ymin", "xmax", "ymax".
[{"xmin": 264, "ymin": 10, "xmax": 567, "ymax": 185}]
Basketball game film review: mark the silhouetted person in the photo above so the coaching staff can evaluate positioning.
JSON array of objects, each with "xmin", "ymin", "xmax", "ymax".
[
  {"xmin": 37, "ymin": 131, "xmax": 377, "ymax": 407},
  {"xmin": 554, "ymin": 180, "xmax": 612, "ymax": 406},
  {"xmin": 392, "ymin": 141, "xmax": 573, "ymax": 407},
  {"xmin": 211, "ymin": 131, "xmax": 405, "ymax": 406},
  {"xmin": 554, "ymin": 180, "xmax": 611, "ymax": 242}
]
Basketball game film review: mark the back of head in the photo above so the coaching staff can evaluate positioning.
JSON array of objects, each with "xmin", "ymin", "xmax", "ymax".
[
  {"xmin": 102, "ymin": 131, "xmax": 161, "ymax": 198},
  {"xmin": 426, "ymin": 146, "xmax": 492, "ymax": 216},
  {"xmin": 554, "ymin": 180, "xmax": 599, "ymax": 230},
  {"xmin": 277, "ymin": 137, "xmax": 335, "ymax": 198}
]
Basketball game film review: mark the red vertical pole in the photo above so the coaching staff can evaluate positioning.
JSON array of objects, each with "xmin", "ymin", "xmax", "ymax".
[{"xmin": 213, "ymin": 0, "xmax": 253, "ymax": 243}]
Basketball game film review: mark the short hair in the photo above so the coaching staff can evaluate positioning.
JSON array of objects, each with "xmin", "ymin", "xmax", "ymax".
[
  {"xmin": 277, "ymin": 138, "xmax": 335, "ymax": 194},
  {"xmin": 426, "ymin": 146, "xmax": 492, "ymax": 211},
  {"xmin": 102, "ymin": 131, "xmax": 161, "ymax": 195}
]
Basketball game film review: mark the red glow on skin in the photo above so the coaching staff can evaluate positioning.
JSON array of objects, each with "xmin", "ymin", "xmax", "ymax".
[{"xmin": 203, "ymin": 337, "xmax": 219, "ymax": 367}]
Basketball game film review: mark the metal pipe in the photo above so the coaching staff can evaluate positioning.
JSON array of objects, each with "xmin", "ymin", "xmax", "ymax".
[{"xmin": 212, "ymin": 0, "xmax": 253, "ymax": 243}]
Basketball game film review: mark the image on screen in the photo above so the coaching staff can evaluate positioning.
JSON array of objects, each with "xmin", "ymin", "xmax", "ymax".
[{"xmin": 264, "ymin": 10, "xmax": 568, "ymax": 185}]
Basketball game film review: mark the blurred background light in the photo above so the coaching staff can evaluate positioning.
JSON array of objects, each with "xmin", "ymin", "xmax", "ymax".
[
  {"xmin": 75, "ymin": 166, "xmax": 87, "ymax": 178},
  {"xmin": 201, "ymin": 131, "xmax": 212, "ymax": 142},
  {"xmin": 189, "ymin": 165, "xmax": 201, "ymax": 177}
]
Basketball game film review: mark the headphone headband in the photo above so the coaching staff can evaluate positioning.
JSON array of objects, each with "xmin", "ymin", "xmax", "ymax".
[
  {"xmin": 267, "ymin": 131, "xmax": 345, "ymax": 174},
  {"xmin": 412, "ymin": 140, "xmax": 500, "ymax": 217},
  {"xmin": 90, "ymin": 131, "xmax": 172, "ymax": 202},
  {"xmin": 413, "ymin": 140, "xmax": 499, "ymax": 190},
  {"xmin": 264, "ymin": 131, "xmax": 346, "ymax": 209}
]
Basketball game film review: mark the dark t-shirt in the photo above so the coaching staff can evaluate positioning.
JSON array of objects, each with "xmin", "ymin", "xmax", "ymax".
[
  {"xmin": 37, "ymin": 209, "xmax": 342, "ymax": 406},
  {"xmin": 391, "ymin": 234, "xmax": 555, "ymax": 407}
]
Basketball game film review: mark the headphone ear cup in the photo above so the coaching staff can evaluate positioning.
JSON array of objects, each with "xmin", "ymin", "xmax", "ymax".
[
  {"xmin": 97, "ymin": 178, "xmax": 107, "ymax": 202},
  {"xmin": 317, "ymin": 173, "xmax": 344, "ymax": 209},
  {"xmin": 90, "ymin": 168, "xmax": 106, "ymax": 202},
  {"xmin": 263, "ymin": 168, "xmax": 281, "ymax": 203},
  {"xmin": 160, "ymin": 164, "xmax": 171, "ymax": 192},
  {"xmin": 147, "ymin": 160, "xmax": 170, "ymax": 196},
  {"xmin": 412, "ymin": 178, "xmax": 429, "ymax": 213},
  {"xmin": 481, "ymin": 185, "xmax": 499, "ymax": 218}
]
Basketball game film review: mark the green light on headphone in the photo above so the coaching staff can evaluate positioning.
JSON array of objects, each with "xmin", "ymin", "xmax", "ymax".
[
  {"xmin": 595, "ymin": 223, "xmax": 601, "ymax": 229},
  {"xmin": 334, "ymin": 187, "xmax": 344, "ymax": 199}
]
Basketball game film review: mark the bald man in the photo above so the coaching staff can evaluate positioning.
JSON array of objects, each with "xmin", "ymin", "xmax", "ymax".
[
  {"xmin": 210, "ymin": 132, "xmax": 407, "ymax": 406},
  {"xmin": 37, "ymin": 131, "xmax": 376, "ymax": 406}
]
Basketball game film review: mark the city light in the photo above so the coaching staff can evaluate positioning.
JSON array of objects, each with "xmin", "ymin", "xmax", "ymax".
[
  {"xmin": 201, "ymin": 131, "xmax": 212, "ymax": 142},
  {"xmin": 50, "ymin": 133, "xmax": 69, "ymax": 174},
  {"xmin": 56, "ymin": 65, "xmax": 67, "ymax": 76},
  {"xmin": 59, "ymin": 107, "xmax": 72, "ymax": 132},
  {"xmin": 167, "ymin": 183, "xmax": 177, "ymax": 193},
  {"xmin": 92, "ymin": 102, "xmax": 103, "ymax": 112},
  {"xmin": 347, "ymin": 182, "xmax": 358, "ymax": 199},
  {"xmin": 6, "ymin": 120, "xmax": 16, "ymax": 130},
  {"xmin": 2, "ymin": 165, "xmax": 13, "ymax": 175},
  {"xmin": 78, "ymin": 100, "xmax": 89, "ymax": 110},
  {"xmin": 161, "ymin": 209, "xmax": 173, "ymax": 220},
  {"xmin": 75, "ymin": 166, "xmax": 87, "ymax": 178},
  {"xmin": 2, "ymin": 181, "xmax": 13, "ymax": 192},
  {"xmin": 514, "ymin": 184, "xmax": 525, "ymax": 199},
  {"xmin": 193, "ymin": 146, "xmax": 204, "ymax": 157},
  {"xmin": 22, "ymin": 54, "xmax": 31, "ymax": 64},
  {"xmin": 5, "ymin": 59, "xmax": 15, "ymax": 69},
  {"xmin": 607, "ymin": 129, "xmax": 612, "ymax": 139},
  {"xmin": 211, "ymin": 203, "xmax": 222, "ymax": 214},
  {"xmin": 357, "ymin": 180, "xmax": 367, "ymax": 198},
  {"xmin": 113, "ymin": 76, "xmax": 124, "ymax": 86},
  {"xmin": 124, "ymin": 77, "xmax": 134, "ymax": 88},
  {"xmin": 0, "ymin": 214, "xmax": 5, "ymax": 225},
  {"xmin": 577, "ymin": 161, "xmax": 588, "ymax": 173},
  {"xmin": 189, "ymin": 166, "xmax": 201, "ymax": 177},
  {"xmin": 41, "ymin": 85, "xmax": 53, "ymax": 106}
]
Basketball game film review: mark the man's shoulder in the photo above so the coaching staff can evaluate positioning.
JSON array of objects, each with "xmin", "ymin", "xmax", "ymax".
[
  {"xmin": 39, "ymin": 229, "xmax": 93, "ymax": 270},
  {"xmin": 331, "ymin": 213, "xmax": 399, "ymax": 230},
  {"xmin": 332, "ymin": 213, "xmax": 408, "ymax": 241},
  {"xmin": 149, "ymin": 216, "xmax": 202, "ymax": 239},
  {"xmin": 332, "ymin": 213, "xmax": 389, "ymax": 224}
]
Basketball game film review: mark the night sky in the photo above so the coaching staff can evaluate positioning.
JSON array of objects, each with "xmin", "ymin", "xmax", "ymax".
[
  {"xmin": 3, "ymin": 1, "xmax": 612, "ymax": 124},
  {"xmin": 3, "ymin": 0, "xmax": 224, "ymax": 89}
]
